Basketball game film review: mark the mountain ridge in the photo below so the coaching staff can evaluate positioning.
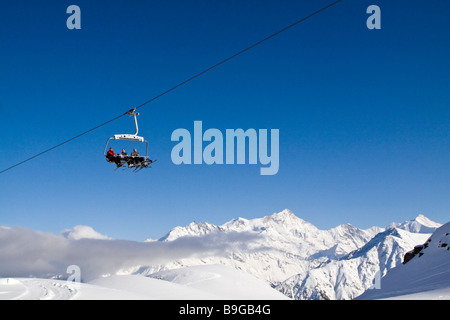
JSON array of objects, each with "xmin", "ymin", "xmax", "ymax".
[
  {"xmin": 356, "ymin": 221, "xmax": 450, "ymax": 300},
  {"xmin": 135, "ymin": 209, "xmax": 442, "ymax": 300},
  {"xmin": 1, "ymin": 210, "xmax": 444, "ymax": 300}
]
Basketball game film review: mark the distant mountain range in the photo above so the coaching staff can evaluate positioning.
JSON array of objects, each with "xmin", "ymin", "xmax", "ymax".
[
  {"xmin": 131, "ymin": 209, "xmax": 442, "ymax": 300},
  {"xmin": 1, "ymin": 209, "xmax": 445, "ymax": 300}
]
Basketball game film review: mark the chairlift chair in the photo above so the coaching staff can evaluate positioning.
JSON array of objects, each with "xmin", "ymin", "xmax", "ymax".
[{"xmin": 104, "ymin": 109, "xmax": 154, "ymax": 171}]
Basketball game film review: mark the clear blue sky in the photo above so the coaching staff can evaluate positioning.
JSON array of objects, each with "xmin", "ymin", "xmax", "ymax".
[{"xmin": 1, "ymin": 0, "xmax": 449, "ymax": 241}]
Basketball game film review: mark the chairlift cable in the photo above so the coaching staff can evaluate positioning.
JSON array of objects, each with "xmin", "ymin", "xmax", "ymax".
[
  {"xmin": 0, "ymin": 113, "xmax": 127, "ymax": 174},
  {"xmin": 0, "ymin": 0, "xmax": 344, "ymax": 175}
]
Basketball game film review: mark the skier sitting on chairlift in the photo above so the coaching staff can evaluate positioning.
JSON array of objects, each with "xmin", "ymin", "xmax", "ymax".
[
  {"xmin": 130, "ymin": 148, "xmax": 143, "ymax": 167},
  {"xmin": 106, "ymin": 147, "xmax": 116, "ymax": 160},
  {"xmin": 103, "ymin": 110, "xmax": 155, "ymax": 171},
  {"xmin": 131, "ymin": 148, "xmax": 139, "ymax": 157}
]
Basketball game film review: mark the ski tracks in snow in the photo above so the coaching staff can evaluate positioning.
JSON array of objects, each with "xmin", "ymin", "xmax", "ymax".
[{"xmin": 0, "ymin": 278, "xmax": 78, "ymax": 300}]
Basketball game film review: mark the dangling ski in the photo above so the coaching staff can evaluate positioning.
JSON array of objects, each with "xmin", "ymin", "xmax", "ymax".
[{"xmin": 133, "ymin": 159, "xmax": 157, "ymax": 173}]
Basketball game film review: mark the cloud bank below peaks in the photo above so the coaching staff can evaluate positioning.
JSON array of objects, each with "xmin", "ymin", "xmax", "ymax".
[{"xmin": 0, "ymin": 225, "xmax": 261, "ymax": 282}]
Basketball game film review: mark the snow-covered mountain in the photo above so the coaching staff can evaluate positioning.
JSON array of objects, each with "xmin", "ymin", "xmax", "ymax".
[
  {"xmin": 135, "ymin": 210, "xmax": 441, "ymax": 300},
  {"xmin": 60, "ymin": 225, "xmax": 112, "ymax": 240},
  {"xmin": 135, "ymin": 210, "xmax": 381, "ymax": 286},
  {"xmin": 275, "ymin": 227, "xmax": 431, "ymax": 300},
  {"xmin": 157, "ymin": 209, "xmax": 382, "ymax": 259},
  {"xmin": 356, "ymin": 221, "xmax": 450, "ymax": 300},
  {"xmin": 0, "ymin": 210, "xmax": 445, "ymax": 300},
  {"xmin": 388, "ymin": 214, "xmax": 442, "ymax": 234}
]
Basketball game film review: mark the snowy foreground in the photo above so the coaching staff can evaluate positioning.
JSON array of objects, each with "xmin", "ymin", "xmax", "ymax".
[
  {"xmin": 0, "ymin": 210, "xmax": 448, "ymax": 300},
  {"xmin": 0, "ymin": 265, "xmax": 289, "ymax": 300}
]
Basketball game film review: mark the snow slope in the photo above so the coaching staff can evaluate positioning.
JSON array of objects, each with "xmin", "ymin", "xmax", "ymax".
[
  {"xmin": 148, "ymin": 264, "xmax": 289, "ymax": 300},
  {"xmin": 0, "ymin": 265, "xmax": 289, "ymax": 300},
  {"xmin": 356, "ymin": 222, "xmax": 450, "ymax": 300}
]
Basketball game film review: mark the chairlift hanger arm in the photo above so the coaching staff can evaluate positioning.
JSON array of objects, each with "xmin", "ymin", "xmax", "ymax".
[{"xmin": 125, "ymin": 108, "xmax": 140, "ymax": 136}]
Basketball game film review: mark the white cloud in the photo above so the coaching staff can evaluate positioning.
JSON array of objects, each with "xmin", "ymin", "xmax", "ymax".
[{"xmin": 0, "ymin": 225, "xmax": 261, "ymax": 282}]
